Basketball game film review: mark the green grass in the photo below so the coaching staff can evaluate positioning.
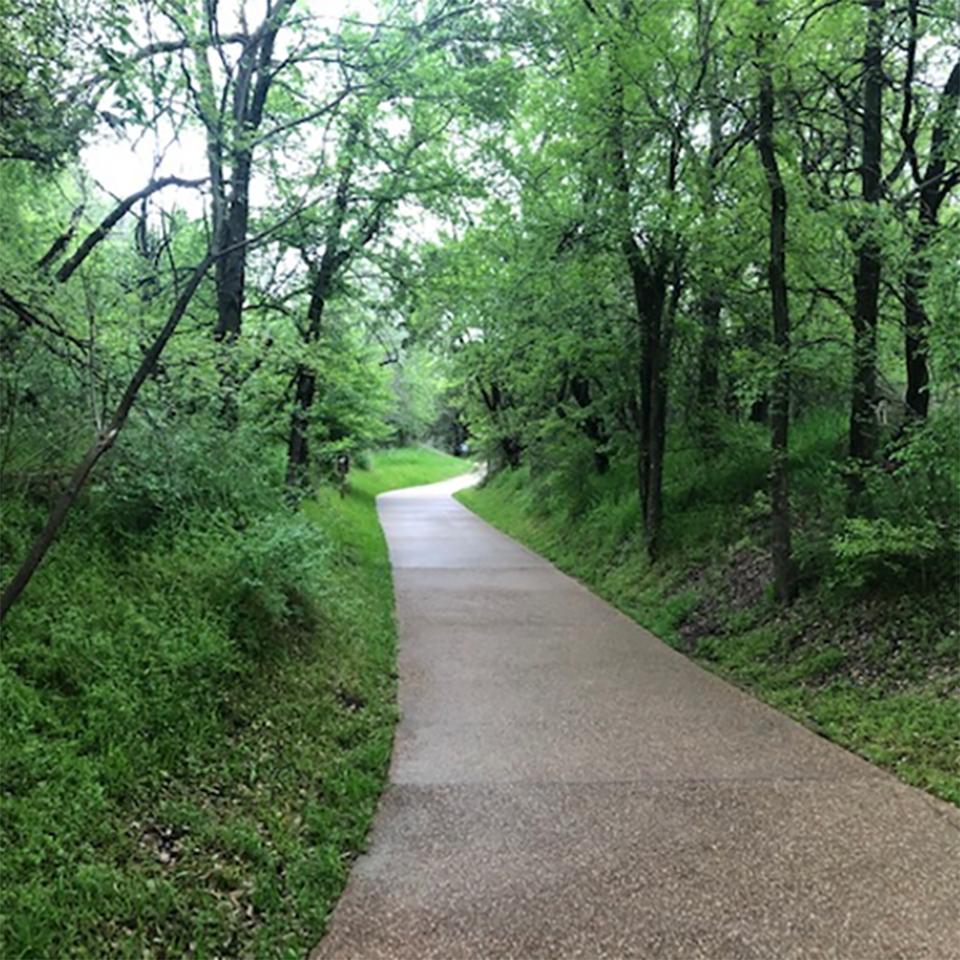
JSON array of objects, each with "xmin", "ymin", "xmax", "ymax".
[
  {"xmin": 350, "ymin": 447, "xmax": 472, "ymax": 498},
  {"xmin": 0, "ymin": 444, "xmax": 468, "ymax": 959},
  {"xmin": 458, "ymin": 433, "xmax": 959, "ymax": 807}
]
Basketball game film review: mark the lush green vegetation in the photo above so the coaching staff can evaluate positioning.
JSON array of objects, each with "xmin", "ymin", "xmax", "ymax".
[
  {"xmin": 460, "ymin": 410, "xmax": 959, "ymax": 806},
  {"xmin": 2, "ymin": 0, "xmax": 958, "ymax": 952},
  {"xmin": 1, "ymin": 446, "xmax": 466, "ymax": 959}
]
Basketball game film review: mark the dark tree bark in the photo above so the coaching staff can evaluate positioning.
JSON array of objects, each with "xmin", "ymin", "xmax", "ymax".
[
  {"xmin": 756, "ymin": 0, "xmax": 796, "ymax": 604},
  {"xmin": 903, "ymin": 247, "xmax": 930, "ymax": 419},
  {"xmin": 848, "ymin": 0, "xmax": 885, "ymax": 469},
  {"xmin": 579, "ymin": 0, "xmax": 685, "ymax": 559},
  {"xmin": 569, "ymin": 375, "xmax": 611, "ymax": 474},
  {"xmin": 477, "ymin": 382, "xmax": 523, "ymax": 469},
  {"xmin": 210, "ymin": 0, "xmax": 296, "ymax": 343},
  {"xmin": 607, "ymin": 72, "xmax": 678, "ymax": 561},
  {"xmin": 53, "ymin": 178, "xmax": 203, "ymax": 284},
  {"xmin": 284, "ymin": 121, "xmax": 393, "ymax": 495},
  {"xmin": 284, "ymin": 247, "xmax": 346, "ymax": 493},
  {"xmin": 284, "ymin": 137, "xmax": 352, "ymax": 494},
  {"xmin": 281, "ymin": 99, "xmax": 439, "ymax": 495},
  {"xmin": 902, "ymin": 55, "xmax": 960, "ymax": 418},
  {"xmin": 630, "ymin": 245, "xmax": 678, "ymax": 562},
  {"xmin": 213, "ymin": 152, "xmax": 254, "ymax": 343},
  {"xmin": 696, "ymin": 289, "xmax": 723, "ymax": 443}
]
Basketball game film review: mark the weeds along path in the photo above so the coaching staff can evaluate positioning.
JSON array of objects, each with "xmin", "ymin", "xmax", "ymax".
[{"xmin": 312, "ymin": 476, "xmax": 960, "ymax": 960}]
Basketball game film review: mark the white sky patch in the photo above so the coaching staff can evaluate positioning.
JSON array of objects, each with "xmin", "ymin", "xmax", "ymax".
[{"xmin": 80, "ymin": 0, "xmax": 381, "ymax": 211}]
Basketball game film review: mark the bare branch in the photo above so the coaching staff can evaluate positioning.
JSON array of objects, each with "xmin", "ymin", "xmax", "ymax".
[{"xmin": 55, "ymin": 177, "xmax": 207, "ymax": 284}]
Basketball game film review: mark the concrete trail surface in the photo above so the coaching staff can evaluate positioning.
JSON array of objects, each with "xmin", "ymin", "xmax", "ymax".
[{"xmin": 312, "ymin": 474, "xmax": 960, "ymax": 960}]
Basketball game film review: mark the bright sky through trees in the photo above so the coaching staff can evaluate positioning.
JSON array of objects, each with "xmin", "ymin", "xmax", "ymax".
[{"xmin": 81, "ymin": 0, "xmax": 380, "ymax": 206}]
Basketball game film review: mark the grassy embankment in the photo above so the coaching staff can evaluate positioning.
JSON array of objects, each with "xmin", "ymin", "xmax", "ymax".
[
  {"xmin": 459, "ymin": 412, "xmax": 959, "ymax": 805},
  {"xmin": 0, "ymin": 445, "xmax": 467, "ymax": 959}
]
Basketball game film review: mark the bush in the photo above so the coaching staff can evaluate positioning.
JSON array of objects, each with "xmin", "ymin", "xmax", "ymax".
[
  {"xmin": 829, "ymin": 516, "xmax": 947, "ymax": 591},
  {"xmin": 86, "ymin": 418, "xmax": 284, "ymax": 543},
  {"xmin": 200, "ymin": 511, "xmax": 330, "ymax": 660}
]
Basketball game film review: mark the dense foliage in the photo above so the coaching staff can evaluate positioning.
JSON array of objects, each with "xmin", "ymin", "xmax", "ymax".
[
  {"xmin": 414, "ymin": 0, "xmax": 959, "ymax": 594},
  {"xmin": 1, "ymin": 0, "xmax": 957, "ymax": 953},
  {"xmin": 436, "ymin": 0, "xmax": 959, "ymax": 805},
  {"xmin": 1, "ymin": 2, "xmax": 486, "ymax": 953}
]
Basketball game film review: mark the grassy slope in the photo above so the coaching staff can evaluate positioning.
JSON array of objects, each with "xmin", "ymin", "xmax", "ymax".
[
  {"xmin": 458, "ymin": 436, "xmax": 959, "ymax": 806},
  {"xmin": 0, "ymin": 446, "xmax": 468, "ymax": 960}
]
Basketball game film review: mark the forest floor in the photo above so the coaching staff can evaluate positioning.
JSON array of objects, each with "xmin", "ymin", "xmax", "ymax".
[{"xmin": 671, "ymin": 546, "xmax": 959, "ymax": 799}]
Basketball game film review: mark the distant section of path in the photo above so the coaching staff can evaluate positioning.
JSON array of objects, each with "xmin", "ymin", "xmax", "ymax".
[{"xmin": 313, "ymin": 475, "xmax": 960, "ymax": 960}]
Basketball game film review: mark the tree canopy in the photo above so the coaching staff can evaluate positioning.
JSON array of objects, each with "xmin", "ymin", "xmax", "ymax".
[
  {"xmin": 1, "ymin": 1, "xmax": 958, "ymax": 955},
  {"xmin": 2, "ymin": 0, "xmax": 958, "ymax": 616}
]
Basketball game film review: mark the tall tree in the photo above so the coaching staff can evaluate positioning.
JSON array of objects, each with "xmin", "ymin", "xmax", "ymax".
[
  {"xmin": 896, "ymin": 1, "xmax": 960, "ymax": 417},
  {"xmin": 200, "ymin": 0, "xmax": 296, "ymax": 344},
  {"xmin": 691, "ymin": 0, "xmax": 728, "ymax": 447},
  {"xmin": 284, "ymin": 121, "xmax": 363, "ymax": 492},
  {"xmin": 586, "ymin": 0, "xmax": 692, "ymax": 559},
  {"xmin": 754, "ymin": 0, "xmax": 795, "ymax": 603},
  {"xmin": 848, "ymin": 0, "xmax": 885, "ymax": 470},
  {"xmin": 282, "ymin": 3, "xmax": 515, "ymax": 491}
]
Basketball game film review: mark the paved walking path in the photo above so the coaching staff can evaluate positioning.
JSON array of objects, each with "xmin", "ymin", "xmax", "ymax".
[{"xmin": 313, "ymin": 475, "xmax": 960, "ymax": 960}]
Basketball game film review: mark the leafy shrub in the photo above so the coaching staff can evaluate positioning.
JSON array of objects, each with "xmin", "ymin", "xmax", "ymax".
[
  {"xmin": 830, "ymin": 516, "xmax": 947, "ymax": 591},
  {"xmin": 530, "ymin": 422, "xmax": 603, "ymax": 520},
  {"xmin": 87, "ymin": 418, "xmax": 284, "ymax": 543},
  {"xmin": 208, "ymin": 511, "xmax": 330, "ymax": 660},
  {"xmin": 795, "ymin": 645, "xmax": 847, "ymax": 681}
]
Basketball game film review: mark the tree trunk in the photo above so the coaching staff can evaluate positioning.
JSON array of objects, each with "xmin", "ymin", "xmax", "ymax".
[
  {"xmin": 284, "ymin": 256, "xmax": 337, "ymax": 494},
  {"xmin": 211, "ymin": 0, "xmax": 294, "ymax": 342},
  {"xmin": 283, "ymin": 134, "xmax": 359, "ymax": 495},
  {"xmin": 282, "ymin": 118, "xmax": 400, "ymax": 496},
  {"xmin": 477, "ymin": 382, "xmax": 522, "ymax": 470},
  {"xmin": 213, "ymin": 157, "xmax": 250, "ymax": 343},
  {"xmin": 285, "ymin": 366, "xmax": 317, "ymax": 492},
  {"xmin": 848, "ymin": 0, "xmax": 884, "ymax": 471},
  {"xmin": 630, "ymin": 251, "xmax": 673, "ymax": 561},
  {"xmin": 696, "ymin": 290, "xmax": 723, "ymax": 447},
  {"xmin": 903, "ymin": 59, "xmax": 959, "ymax": 418},
  {"xmin": 756, "ymin": 0, "xmax": 795, "ymax": 604},
  {"xmin": 904, "ymin": 237, "xmax": 930, "ymax": 419},
  {"xmin": 570, "ymin": 376, "xmax": 611, "ymax": 474},
  {"xmin": 606, "ymin": 59, "xmax": 676, "ymax": 561}
]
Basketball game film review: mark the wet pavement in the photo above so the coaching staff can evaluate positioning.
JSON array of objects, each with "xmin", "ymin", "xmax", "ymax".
[{"xmin": 312, "ymin": 475, "xmax": 960, "ymax": 960}]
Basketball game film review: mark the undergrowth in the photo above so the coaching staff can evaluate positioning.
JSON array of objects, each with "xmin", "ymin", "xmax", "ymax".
[
  {"xmin": 0, "ymin": 440, "xmax": 467, "ymax": 959},
  {"xmin": 459, "ymin": 409, "xmax": 959, "ymax": 805}
]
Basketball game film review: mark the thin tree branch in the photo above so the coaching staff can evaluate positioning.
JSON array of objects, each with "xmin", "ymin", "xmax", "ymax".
[{"xmin": 55, "ymin": 177, "xmax": 207, "ymax": 283}]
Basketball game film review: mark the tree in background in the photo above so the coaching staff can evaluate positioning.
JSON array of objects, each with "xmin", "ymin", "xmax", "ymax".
[
  {"xmin": 2, "ymin": 0, "xmax": 957, "ymax": 610},
  {"xmin": 415, "ymin": 0, "xmax": 957, "ymax": 598}
]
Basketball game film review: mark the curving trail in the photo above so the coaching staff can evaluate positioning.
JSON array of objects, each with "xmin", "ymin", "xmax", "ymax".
[{"xmin": 312, "ymin": 475, "xmax": 960, "ymax": 960}]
